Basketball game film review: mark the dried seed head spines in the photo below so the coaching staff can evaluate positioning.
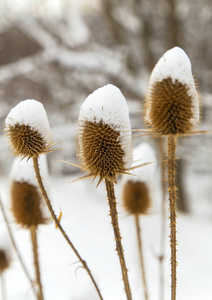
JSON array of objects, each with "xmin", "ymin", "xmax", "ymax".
[
  {"xmin": 79, "ymin": 84, "xmax": 132, "ymax": 181},
  {"xmin": 5, "ymin": 99, "xmax": 53, "ymax": 158},
  {"xmin": 145, "ymin": 47, "xmax": 199, "ymax": 134}
]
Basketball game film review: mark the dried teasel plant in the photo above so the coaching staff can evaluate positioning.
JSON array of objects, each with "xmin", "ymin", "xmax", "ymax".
[
  {"xmin": 144, "ymin": 47, "xmax": 200, "ymax": 300},
  {"xmin": 66, "ymin": 84, "xmax": 150, "ymax": 300},
  {"xmin": 5, "ymin": 99, "xmax": 103, "ymax": 300},
  {"xmin": 9, "ymin": 155, "xmax": 50, "ymax": 300},
  {"xmin": 122, "ymin": 142, "xmax": 156, "ymax": 300},
  {"xmin": 0, "ymin": 227, "xmax": 12, "ymax": 300}
]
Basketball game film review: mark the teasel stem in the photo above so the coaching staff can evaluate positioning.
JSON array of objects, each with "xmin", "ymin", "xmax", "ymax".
[
  {"xmin": 158, "ymin": 137, "xmax": 166, "ymax": 300},
  {"xmin": 0, "ymin": 199, "xmax": 37, "ymax": 297},
  {"xmin": 30, "ymin": 226, "xmax": 44, "ymax": 300},
  {"xmin": 167, "ymin": 135, "xmax": 177, "ymax": 300},
  {"xmin": 1, "ymin": 272, "xmax": 6, "ymax": 300},
  {"xmin": 105, "ymin": 179, "xmax": 132, "ymax": 300},
  {"xmin": 32, "ymin": 157, "xmax": 103, "ymax": 300},
  {"xmin": 134, "ymin": 214, "xmax": 148, "ymax": 300}
]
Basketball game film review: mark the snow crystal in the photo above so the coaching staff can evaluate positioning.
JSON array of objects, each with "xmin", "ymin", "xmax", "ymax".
[
  {"xmin": 146, "ymin": 47, "xmax": 199, "ymax": 125},
  {"xmin": 79, "ymin": 84, "xmax": 132, "ymax": 168},
  {"xmin": 5, "ymin": 99, "xmax": 52, "ymax": 144}
]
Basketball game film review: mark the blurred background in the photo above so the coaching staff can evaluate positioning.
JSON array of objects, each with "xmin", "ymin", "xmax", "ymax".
[{"xmin": 0, "ymin": 0, "xmax": 212, "ymax": 213}]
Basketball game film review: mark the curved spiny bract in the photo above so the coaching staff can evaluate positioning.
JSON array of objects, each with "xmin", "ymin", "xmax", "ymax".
[{"xmin": 11, "ymin": 181, "xmax": 45, "ymax": 228}]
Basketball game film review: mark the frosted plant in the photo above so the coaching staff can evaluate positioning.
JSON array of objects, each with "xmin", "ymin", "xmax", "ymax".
[
  {"xmin": 9, "ymin": 155, "xmax": 50, "ymax": 300},
  {"xmin": 121, "ymin": 142, "xmax": 156, "ymax": 300},
  {"xmin": 5, "ymin": 99, "xmax": 103, "ymax": 300},
  {"xmin": 144, "ymin": 47, "xmax": 200, "ymax": 300},
  {"xmin": 74, "ymin": 84, "xmax": 150, "ymax": 300}
]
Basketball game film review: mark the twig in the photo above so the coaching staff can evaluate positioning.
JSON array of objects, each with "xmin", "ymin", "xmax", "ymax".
[
  {"xmin": 30, "ymin": 226, "xmax": 44, "ymax": 300},
  {"xmin": 105, "ymin": 179, "xmax": 132, "ymax": 300},
  {"xmin": 167, "ymin": 135, "xmax": 177, "ymax": 300},
  {"xmin": 32, "ymin": 157, "xmax": 103, "ymax": 300},
  {"xmin": 134, "ymin": 215, "xmax": 148, "ymax": 300},
  {"xmin": 0, "ymin": 198, "xmax": 37, "ymax": 298}
]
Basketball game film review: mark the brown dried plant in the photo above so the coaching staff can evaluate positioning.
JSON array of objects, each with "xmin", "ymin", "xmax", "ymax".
[
  {"xmin": 144, "ymin": 47, "xmax": 200, "ymax": 300},
  {"xmin": 122, "ymin": 180, "xmax": 151, "ymax": 300},
  {"xmin": 5, "ymin": 99, "xmax": 103, "ymax": 300}
]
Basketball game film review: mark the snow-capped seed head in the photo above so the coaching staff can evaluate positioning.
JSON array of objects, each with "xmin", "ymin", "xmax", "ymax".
[
  {"xmin": 5, "ymin": 99, "xmax": 53, "ymax": 159},
  {"xmin": 145, "ymin": 47, "xmax": 200, "ymax": 135},
  {"xmin": 0, "ymin": 249, "xmax": 10, "ymax": 273},
  {"xmin": 122, "ymin": 181, "xmax": 151, "ymax": 215},
  {"xmin": 78, "ymin": 84, "xmax": 132, "ymax": 183},
  {"xmin": 10, "ymin": 155, "xmax": 50, "ymax": 228}
]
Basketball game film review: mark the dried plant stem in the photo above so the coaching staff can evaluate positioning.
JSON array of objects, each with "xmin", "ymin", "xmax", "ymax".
[
  {"xmin": 0, "ymin": 199, "xmax": 37, "ymax": 298},
  {"xmin": 32, "ymin": 157, "xmax": 103, "ymax": 300},
  {"xmin": 167, "ymin": 135, "xmax": 177, "ymax": 300},
  {"xmin": 30, "ymin": 226, "xmax": 44, "ymax": 300},
  {"xmin": 105, "ymin": 179, "xmax": 132, "ymax": 300},
  {"xmin": 1, "ymin": 272, "xmax": 6, "ymax": 300},
  {"xmin": 158, "ymin": 137, "xmax": 166, "ymax": 300},
  {"xmin": 134, "ymin": 215, "xmax": 148, "ymax": 300}
]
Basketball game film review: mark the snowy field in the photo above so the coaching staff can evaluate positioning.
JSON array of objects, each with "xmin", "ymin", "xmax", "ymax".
[{"xmin": 1, "ymin": 175, "xmax": 212, "ymax": 300}]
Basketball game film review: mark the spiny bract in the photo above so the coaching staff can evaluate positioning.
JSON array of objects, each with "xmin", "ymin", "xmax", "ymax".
[
  {"xmin": 79, "ymin": 120, "xmax": 126, "ymax": 183},
  {"xmin": 11, "ymin": 181, "xmax": 45, "ymax": 228},
  {"xmin": 122, "ymin": 180, "xmax": 151, "ymax": 215}
]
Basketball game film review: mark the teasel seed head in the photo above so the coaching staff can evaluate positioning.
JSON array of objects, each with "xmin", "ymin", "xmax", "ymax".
[
  {"xmin": 0, "ymin": 249, "xmax": 10, "ymax": 273},
  {"xmin": 78, "ymin": 84, "xmax": 132, "ymax": 184},
  {"xmin": 10, "ymin": 155, "xmax": 50, "ymax": 228},
  {"xmin": 144, "ymin": 47, "xmax": 200, "ymax": 135},
  {"xmin": 5, "ymin": 99, "xmax": 53, "ymax": 159},
  {"xmin": 122, "ymin": 143, "xmax": 156, "ymax": 215}
]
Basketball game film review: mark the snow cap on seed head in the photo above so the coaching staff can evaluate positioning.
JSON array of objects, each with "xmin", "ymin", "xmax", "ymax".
[
  {"xmin": 9, "ymin": 155, "xmax": 50, "ymax": 228},
  {"xmin": 5, "ymin": 99, "xmax": 53, "ymax": 159},
  {"xmin": 78, "ymin": 84, "xmax": 132, "ymax": 183},
  {"xmin": 145, "ymin": 47, "xmax": 200, "ymax": 135}
]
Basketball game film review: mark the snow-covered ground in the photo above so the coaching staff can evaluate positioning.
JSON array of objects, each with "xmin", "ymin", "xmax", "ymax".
[{"xmin": 1, "ymin": 174, "xmax": 212, "ymax": 300}]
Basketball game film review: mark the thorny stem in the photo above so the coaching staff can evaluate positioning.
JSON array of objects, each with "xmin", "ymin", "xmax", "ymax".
[
  {"xmin": 30, "ymin": 226, "xmax": 44, "ymax": 300},
  {"xmin": 32, "ymin": 157, "xmax": 103, "ymax": 300},
  {"xmin": 167, "ymin": 135, "xmax": 177, "ymax": 300},
  {"xmin": 0, "ymin": 199, "xmax": 37, "ymax": 298},
  {"xmin": 105, "ymin": 179, "xmax": 132, "ymax": 300},
  {"xmin": 134, "ymin": 215, "xmax": 148, "ymax": 300},
  {"xmin": 158, "ymin": 137, "xmax": 166, "ymax": 300}
]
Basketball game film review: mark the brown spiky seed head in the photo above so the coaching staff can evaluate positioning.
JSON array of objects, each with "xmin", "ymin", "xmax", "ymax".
[
  {"xmin": 5, "ymin": 99, "xmax": 52, "ymax": 159},
  {"xmin": 79, "ymin": 120, "xmax": 126, "ymax": 183},
  {"xmin": 7, "ymin": 123, "xmax": 48, "ymax": 158},
  {"xmin": 122, "ymin": 180, "xmax": 151, "ymax": 215},
  {"xmin": 145, "ymin": 47, "xmax": 200, "ymax": 135},
  {"xmin": 0, "ymin": 250, "xmax": 9, "ymax": 273},
  {"xmin": 11, "ymin": 181, "xmax": 45, "ymax": 228}
]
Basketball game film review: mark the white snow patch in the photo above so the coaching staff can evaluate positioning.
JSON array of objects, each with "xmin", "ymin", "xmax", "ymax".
[
  {"xmin": 79, "ymin": 84, "xmax": 132, "ymax": 168},
  {"xmin": 146, "ymin": 47, "xmax": 199, "ymax": 125},
  {"xmin": 5, "ymin": 99, "xmax": 52, "ymax": 146}
]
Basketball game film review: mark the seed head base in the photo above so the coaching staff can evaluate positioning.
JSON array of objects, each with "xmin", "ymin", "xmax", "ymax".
[
  {"xmin": 145, "ymin": 78, "xmax": 197, "ymax": 135},
  {"xmin": 11, "ymin": 181, "xmax": 45, "ymax": 228},
  {"xmin": 79, "ymin": 120, "xmax": 126, "ymax": 183},
  {"xmin": 122, "ymin": 180, "xmax": 151, "ymax": 215}
]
